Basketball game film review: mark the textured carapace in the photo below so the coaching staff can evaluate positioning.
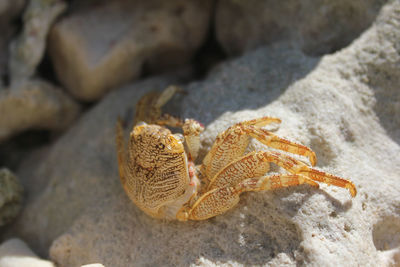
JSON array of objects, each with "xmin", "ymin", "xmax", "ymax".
[
  {"xmin": 116, "ymin": 86, "xmax": 356, "ymax": 221},
  {"xmin": 128, "ymin": 125, "xmax": 189, "ymax": 217}
]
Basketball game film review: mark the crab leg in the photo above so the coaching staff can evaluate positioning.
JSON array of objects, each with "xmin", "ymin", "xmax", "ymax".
[
  {"xmin": 202, "ymin": 117, "xmax": 282, "ymax": 179},
  {"xmin": 134, "ymin": 85, "xmax": 183, "ymax": 125},
  {"xmin": 243, "ymin": 126, "xmax": 317, "ymax": 166},
  {"xmin": 207, "ymin": 150, "xmax": 356, "ymax": 197},
  {"xmin": 201, "ymin": 118, "xmax": 316, "ymax": 179},
  {"xmin": 239, "ymin": 117, "xmax": 282, "ymax": 127},
  {"xmin": 206, "ymin": 151, "xmax": 270, "ymax": 190},
  {"xmin": 181, "ymin": 174, "xmax": 318, "ymax": 221}
]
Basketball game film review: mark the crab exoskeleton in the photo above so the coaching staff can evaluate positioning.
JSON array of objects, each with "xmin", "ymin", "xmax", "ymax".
[{"xmin": 116, "ymin": 86, "xmax": 356, "ymax": 221}]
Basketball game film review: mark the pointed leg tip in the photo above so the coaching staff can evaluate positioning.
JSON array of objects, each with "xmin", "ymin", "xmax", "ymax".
[
  {"xmin": 350, "ymin": 187, "xmax": 357, "ymax": 198},
  {"xmin": 346, "ymin": 183, "xmax": 357, "ymax": 197},
  {"xmin": 309, "ymin": 152, "xmax": 317, "ymax": 166}
]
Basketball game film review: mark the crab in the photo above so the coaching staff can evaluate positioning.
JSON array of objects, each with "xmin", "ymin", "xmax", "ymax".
[{"xmin": 116, "ymin": 86, "xmax": 357, "ymax": 221}]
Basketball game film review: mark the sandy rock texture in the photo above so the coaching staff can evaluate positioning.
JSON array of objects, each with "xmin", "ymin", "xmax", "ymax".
[
  {"xmin": 0, "ymin": 80, "xmax": 81, "ymax": 143},
  {"xmin": 49, "ymin": 0, "xmax": 214, "ymax": 101},
  {"xmin": 0, "ymin": 238, "xmax": 55, "ymax": 267},
  {"xmin": 6, "ymin": 1, "xmax": 400, "ymax": 266},
  {"xmin": 0, "ymin": 169, "xmax": 23, "ymax": 227},
  {"xmin": 215, "ymin": 0, "xmax": 386, "ymax": 56}
]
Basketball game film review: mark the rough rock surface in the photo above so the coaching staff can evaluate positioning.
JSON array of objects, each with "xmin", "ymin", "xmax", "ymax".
[
  {"xmin": 215, "ymin": 0, "xmax": 386, "ymax": 56},
  {"xmin": 0, "ymin": 80, "xmax": 81, "ymax": 143},
  {"xmin": 7, "ymin": 1, "xmax": 400, "ymax": 266},
  {"xmin": 5, "ymin": 74, "xmax": 187, "ymax": 255},
  {"xmin": 0, "ymin": 238, "xmax": 55, "ymax": 267},
  {"xmin": 49, "ymin": 0, "xmax": 214, "ymax": 101},
  {"xmin": 9, "ymin": 0, "xmax": 66, "ymax": 86},
  {"xmin": 0, "ymin": 169, "xmax": 23, "ymax": 227}
]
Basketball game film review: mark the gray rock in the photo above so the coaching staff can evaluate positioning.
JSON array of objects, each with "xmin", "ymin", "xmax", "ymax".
[
  {"xmin": 0, "ymin": 0, "xmax": 25, "ymax": 87},
  {"xmin": 0, "ymin": 1, "xmax": 26, "ymax": 23},
  {"xmin": 5, "ymin": 73, "xmax": 188, "ymax": 256},
  {"xmin": 8, "ymin": 0, "xmax": 67, "ymax": 86},
  {"xmin": 0, "ymin": 169, "xmax": 23, "ymax": 227},
  {"xmin": 9, "ymin": 1, "xmax": 400, "ymax": 266},
  {"xmin": 0, "ymin": 238, "xmax": 55, "ymax": 267},
  {"xmin": 0, "ymin": 1, "xmax": 77, "ymax": 142},
  {"xmin": 48, "ymin": 0, "xmax": 214, "ymax": 101},
  {"xmin": 215, "ymin": 0, "xmax": 386, "ymax": 56},
  {"xmin": 0, "ymin": 80, "xmax": 81, "ymax": 143}
]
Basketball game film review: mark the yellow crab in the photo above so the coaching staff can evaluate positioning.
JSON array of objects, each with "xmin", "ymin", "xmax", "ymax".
[{"xmin": 116, "ymin": 86, "xmax": 356, "ymax": 221}]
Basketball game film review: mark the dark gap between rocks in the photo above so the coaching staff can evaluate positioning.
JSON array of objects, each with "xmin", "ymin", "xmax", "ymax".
[{"xmin": 0, "ymin": 130, "xmax": 52, "ymax": 171}]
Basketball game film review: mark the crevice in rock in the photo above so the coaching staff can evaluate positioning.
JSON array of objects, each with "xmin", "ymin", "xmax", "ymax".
[
  {"xmin": 187, "ymin": 212, "xmax": 302, "ymax": 266},
  {"xmin": 1, "ymin": 73, "xmax": 8, "ymax": 87},
  {"xmin": 368, "ymin": 63, "xmax": 400, "ymax": 145},
  {"xmin": 373, "ymin": 216, "xmax": 400, "ymax": 251},
  {"xmin": 0, "ymin": 130, "xmax": 52, "ymax": 171},
  {"xmin": 308, "ymin": 127, "xmax": 337, "ymax": 167},
  {"xmin": 37, "ymin": 51, "xmax": 61, "ymax": 88},
  {"xmin": 191, "ymin": 3, "xmax": 227, "ymax": 80}
]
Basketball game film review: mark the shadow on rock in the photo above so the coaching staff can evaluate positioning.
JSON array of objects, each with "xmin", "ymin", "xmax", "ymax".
[{"xmin": 181, "ymin": 43, "xmax": 320, "ymax": 126}]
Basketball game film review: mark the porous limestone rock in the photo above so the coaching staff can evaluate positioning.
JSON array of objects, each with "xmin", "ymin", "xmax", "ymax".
[
  {"xmin": 215, "ymin": 0, "xmax": 386, "ymax": 56},
  {"xmin": 0, "ymin": 80, "xmax": 81, "ymax": 143},
  {"xmin": 0, "ymin": 238, "xmax": 55, "ymax": 267},
  {"xmin": 48, "ymin": 0, "xmax": 214, "ymax": 101},
  {"xmin": 0, "ymin": 169, "xmax": 23, "ymax": 226},
  {"xmin": 9, "ymin": 1, "xmax": 400, "ymax": 266},
  {"xmin": 8, "ymin": 0, "xmax": 67, "ymax": 86}
]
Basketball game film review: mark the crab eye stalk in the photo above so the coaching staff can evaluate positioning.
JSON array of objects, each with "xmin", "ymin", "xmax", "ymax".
[{"xmin": 156, "ymin": 143, "xmax": 165, "ymax": 149}]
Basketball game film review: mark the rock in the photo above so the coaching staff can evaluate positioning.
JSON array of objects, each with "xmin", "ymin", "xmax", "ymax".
[
  {"xmin": 0, "ymin": 169, "xmax": 23, "ymax": 226},
  {"xmin": 215, "ymin": 0, "xmax": 386, "ymax": 56},
  {"xmin": 5, "ymin": 73, "xmax": 189, "ymax": 256},
  {"xmin": 80, "ymin": 264, "xmax": 105, "ymax": 267},
  {"xmin": 0, "ymin": 238, "xmax": 54, "ymax": 267},
  {"xmin": 0, "ymin": 1, "xmax": 77, "ymax": 142},
  {"xmin": 48, "ymin": 0, "xmax": 214, "ymax": 101},
  {"xmin": 9, "ymin": 1, "xmax": 400, "ymax": 266},
  {"xmin": 0, "ymin": 1, "xmax": 26, "ymax": 26},
  {"xmin": 0, "ymin": 0, "xmax": 26, "ymax": 86},
  {"xmin": 0, "ymin": 80, "xmax": 81, "ymax": 143},
  {"xmin": 9, "ymin": 0, "xmax": 67, "ymax": 86}
]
